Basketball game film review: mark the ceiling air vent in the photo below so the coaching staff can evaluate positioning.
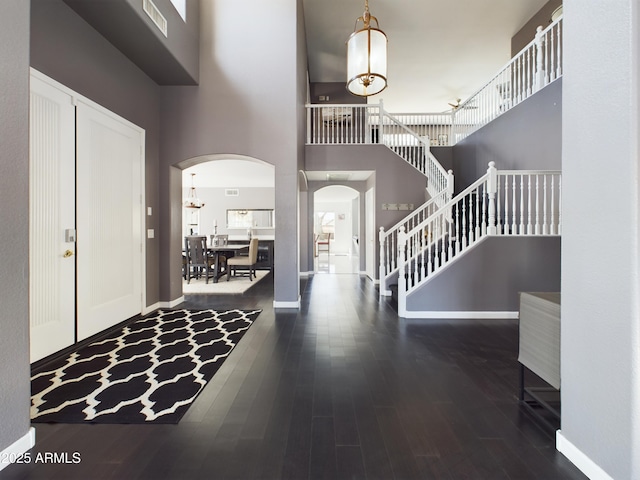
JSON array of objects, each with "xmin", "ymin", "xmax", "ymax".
[
  {"xmin": 143, "ymin": 0, "xmax": 168, "ymax": 37},
  {"xmin": 225, "ymin": 189, "xmax": 240, "ymax": 197}
]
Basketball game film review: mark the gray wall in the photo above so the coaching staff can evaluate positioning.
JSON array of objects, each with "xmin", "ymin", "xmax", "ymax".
[
  {"xmin": 160, "ymin": 0, "xmax": 305, "ymax": 305},
  {"xmin": 62, "ymin": 0, "xmax": 200, "ymax": 84},
  {"xmin": 511, "ymin": 0, "xmax": 562, "ymax": 56},
  {"xmin": 452, "ymin": 79, "xmax": 562, "ymax": 192},
  {"xmin": 182, "ymin": 187, "xmax": 275, "ymax": 238},
  {"xmin": 305, "ymin": 145, "xmax": 428, "ymax": 278},
  {"xmin": 406, "ymin": 237, "xmax": 561, "ymax": 312},
  {"xmin": 30, "ymin": 0, "xmax": 165, "ymax": 307},
  {"xmin": 0, "ymin": 0, "xmax": 31, "ymax": 454},
  {"xmin": 310, "ymin": 82, "xmax": 367, "ymax": 105},
  {"xmin": 560, "ymin": 1, "xmax": 640, "ymax": 478}
]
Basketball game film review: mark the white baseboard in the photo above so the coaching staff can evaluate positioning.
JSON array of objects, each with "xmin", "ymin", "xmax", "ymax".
[
  {"xmin": 161, "ymin": 296, "xmax": 185, "ymax": 308},
  {"xmin": 380, "ymin": 289, "xmax": 392, "ymax": 297},
  {"xmin": 556, "ymin": 430, "xmax": 614, "ymax": 480},
  {"xmin": 400, "ymin": 310, "xmax": 519, "ymax": 319},
  {"xmin": 300, "ymin": 271, "xmax": 314, "ymax": 278},
  {"xmin": 142, "ymin": 301, "xmax": 161, "ymax": 315},
  {"xmin": 273, "ymin": 297, "xmax": 301, "ymax": 309},
  {"xmin": 0, "ymin": 428, "xmax": 36, "ymax": 472}
]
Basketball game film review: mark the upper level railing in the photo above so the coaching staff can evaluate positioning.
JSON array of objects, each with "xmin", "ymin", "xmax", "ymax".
[
  {"xmin": 451, "ymin": 15, "xmax": 562, "ymax": 143},
  {"xmin": 306, "ymin": 102, "xmax": 451, "ymax": 196},
  {"xmin": 306, "ymin": 15, "xmax": 562, "ymax": 149}
]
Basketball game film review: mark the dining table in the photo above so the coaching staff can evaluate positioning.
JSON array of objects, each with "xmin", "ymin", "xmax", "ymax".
[{"xmin": 207, "ymin": 244, "xmax": 249, "ymax": 283}]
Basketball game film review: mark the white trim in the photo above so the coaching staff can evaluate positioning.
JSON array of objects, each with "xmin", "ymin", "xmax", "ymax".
[
  {"xmin": 159, "ymin": 297, "xmax": 185, "ymax": 309},
  {"xmin": 380, "ymin": 289, "xmax": 392, "ymax": 297},
  {"xmin": 0, "ymin": 428, "xmax": 36, "ymax": 472},
  {"xmin": 273, "ymin": 298, "xmax": 301, "ymax": 309},
  {"xmin": 556, "ymin": 431, "xmax": 614, "ymax": 480},
  {"xmin": 142, "ymin": 301, "xmax": 161, "ymax": 315},
  {"xmin": 300, "ymin": 271, "xmax": 313, "ymax": 278},
  {"xmin": 400, "ymin": 310, "xmax": 519, "ymax": 319}
]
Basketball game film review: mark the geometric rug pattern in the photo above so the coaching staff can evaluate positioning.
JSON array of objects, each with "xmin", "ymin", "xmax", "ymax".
[{"xmin": 31, "ymin": 308, "xmax": 260, "ymax": 424}]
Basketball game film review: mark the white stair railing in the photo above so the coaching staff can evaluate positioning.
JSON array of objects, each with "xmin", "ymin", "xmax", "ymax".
[
  {"xmin": 381, "ymin": 112, "xmax": 453, "ymax": 146},
  {"xmin": 379, "ymin": 111, "xmax": 451, "ymax": 197},
  {"xmin": 306, "ymin": 104, "xmax": 381, "ymax": 145},
  {"xmin": 306, "ymin": 102, "xmax": 451, "ymax": 196},
  {"xmin": 378, "ymin": 175, "xmax": 453, "ymax": 296},
  {"xmin": 396, "ymin": 163, "xmax": 561, "ymax": 316},
  {"xmin": 452, "ymin": 15, "xmax": 562, "ymax": 143}
]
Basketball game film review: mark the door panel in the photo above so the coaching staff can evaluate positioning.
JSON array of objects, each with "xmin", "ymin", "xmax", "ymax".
[
  {"xmin": 29, "ymin": 76, "xmax": 76, "ymax": 362},
  {"xmin": 76, "ymin": 102, "xmax": 143, "ymax": 341}
]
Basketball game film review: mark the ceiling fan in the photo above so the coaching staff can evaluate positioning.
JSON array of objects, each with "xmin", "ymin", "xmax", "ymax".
[
  {"xmin": 448, "ymin": 98, "xmax": 463, "ymax": 109},
  {"xmin": 448, "ymin": 98, "xmax": 478, "ymax": 110}
]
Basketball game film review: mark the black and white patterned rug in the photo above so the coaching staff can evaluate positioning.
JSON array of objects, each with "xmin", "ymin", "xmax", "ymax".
[{"xmin": 31, "ymin": 308, "xmax": 260, "ymax": 424}]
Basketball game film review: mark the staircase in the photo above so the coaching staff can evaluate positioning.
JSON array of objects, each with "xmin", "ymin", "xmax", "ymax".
[
  {"xmin": 395, "ymin": 163, "xmax": 561, "ymax": 316},
  {"xmin": 306, "ymin": 14, "xmax": 563, "ymax": 318}
]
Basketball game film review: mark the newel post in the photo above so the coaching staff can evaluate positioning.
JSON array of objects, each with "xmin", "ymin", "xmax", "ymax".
[
  {"xmin": 378, "ymin": 227, "xmax": 386, "ymax": 297},
  {"xmin": 487, "ymin": 162, "xmax": 498, "ymax": 235},
  {"xmin": 447, "ymin": 169, "xmax": 455, "ymax": 202},
  {"xmin": 397, "ymin": 226, "xmax": 408, "ymax": 317},
  {"xmin": 534, "ymin": 26, "xmax": 544, "ymax": 92}
]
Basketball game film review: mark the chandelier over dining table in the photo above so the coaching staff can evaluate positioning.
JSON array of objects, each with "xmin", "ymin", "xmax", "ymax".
[
  {"xmin": 346, "ymin": 0, "xmax": 388, "ymax": 97},
  {"xmin": 184, "ymin": 173, "xmax": 204, "ymax": 209}
]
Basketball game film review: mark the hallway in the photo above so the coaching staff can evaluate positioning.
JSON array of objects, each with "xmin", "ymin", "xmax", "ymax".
[
  {"xmin": 314, "ymin": 253, "xmax": 360, "ymax": 275},
  {"xmin": 6, "ymin": 274, "xmax": 585, "ymax": 479}
]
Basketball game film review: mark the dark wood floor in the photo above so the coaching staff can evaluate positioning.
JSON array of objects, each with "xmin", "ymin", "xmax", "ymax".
[{"xmin": 4, "ymin": 273, "xmax": 585, "ymax": 480}]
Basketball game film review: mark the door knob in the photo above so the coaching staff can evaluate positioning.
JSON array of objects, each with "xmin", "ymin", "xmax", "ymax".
[{"xmin": 63, "ymin": 250, "xmax": 74, "ymax": 258}]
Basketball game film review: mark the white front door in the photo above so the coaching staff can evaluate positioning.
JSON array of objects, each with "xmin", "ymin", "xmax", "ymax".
[
  {"xmin": 76, "ymin": 101, "xmax": 144, "ymax": 341},
  {"xmin": 29, "ymin": 75, "xmax": 77, "ymax": 362}
]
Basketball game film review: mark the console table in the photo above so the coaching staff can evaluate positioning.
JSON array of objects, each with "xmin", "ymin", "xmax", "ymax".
[{"xmin": 518, "ymin": 292, "xmax": 561, "ymax": 429}]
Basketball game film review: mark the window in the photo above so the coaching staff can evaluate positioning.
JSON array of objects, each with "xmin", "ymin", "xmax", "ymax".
[{"xmin": 170, "ymin": 0, "xmax": 186, "ymax": 22}]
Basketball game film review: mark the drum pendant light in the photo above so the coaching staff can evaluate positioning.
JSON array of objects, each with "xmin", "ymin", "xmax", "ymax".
[{"xmin": 346, "ymin": 0, "xmax": 388, "ymax": 97}]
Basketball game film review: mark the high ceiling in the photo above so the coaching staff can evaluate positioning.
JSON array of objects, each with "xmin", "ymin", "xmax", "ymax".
[{"xmin": 303, "ymin": 0, "xmax": 550, "ymax": 113}]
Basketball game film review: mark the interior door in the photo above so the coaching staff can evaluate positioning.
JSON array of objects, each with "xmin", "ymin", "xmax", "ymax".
[
  {"xmin": 76, "ymin": 101, "xmax": 144, "ymax": 341},
  {"xmin": 29, "ymin": 75, "xmax": 77, "ymax": 362}
]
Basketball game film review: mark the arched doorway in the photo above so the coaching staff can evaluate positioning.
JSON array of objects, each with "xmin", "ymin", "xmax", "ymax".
[
  {"xmin": 178, "ymin": 154, "xmax": 275, "ymax": 289},
  {"xmin": 313, "ymin": 185, "xmax": 360, "ymax": 274}
]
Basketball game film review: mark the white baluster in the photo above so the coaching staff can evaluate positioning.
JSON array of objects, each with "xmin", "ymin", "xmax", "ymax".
[
  {"xmin": 378, "ymin": 227, "xmax": 386, "ymax": 295},
  {"xmin": 535, "ymin": 174, "xmax": 541, "ymax": 235},
  {"xmin": 496, "ymin": 174, "xmax": 502, "ymax": 234},
  {"xmin": 448, "ymin": 208, "xmax": 454, "ymax": 260},
  {"xmin": 462, "ymin": 197, "xmax": 468, "ymax": 248},
  {"xmin": 550, "ymin": 175, "xmax": 556, "ymax": 235},
  {"xmin": 475, "ymin": 187, "xmax": 481, "ymax": 240},
  {"xmin": 520, "ymin": 174, "xmax": 525, "ymax": 235},
  {"xmin": 558, "ymin": 175, "xmax": 562, "ymax": 235},
  {"xmin": 543, "ymin": 175, "xmax": 549, "ymax": 235},
  {"xmin": 511, "ymin": 175, "xmax": 517, "ymax": 234},
  {"xmin": 487, "ymin": 162, "xmax": 497, "ymax": 235},
  {"xmin": 555, "ymin": 23, "xmax": 561, "ymax": 79},
  {"xmin": 397, "ymin": 226, "xmax": 407, "ymax": 316},
  {"xmin": 527, "ymin": 174, "xmax": 533, "ymax": 235},
  {"xmin": 535, "ymin": 26, "xmax": 544, "ymax": 92}
]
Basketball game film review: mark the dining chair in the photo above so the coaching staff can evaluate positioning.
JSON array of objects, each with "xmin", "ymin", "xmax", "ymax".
[
  {"xmin": 184, "ymin": 235, "xmax": 216, "ymax": 283},
  {"xmin": 227, "ymin": 237, "xmax": 259, "ymax": 281},
  {"xmin": 315, "ymin": 233, "xmax": 330, "ymax": 256}
]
